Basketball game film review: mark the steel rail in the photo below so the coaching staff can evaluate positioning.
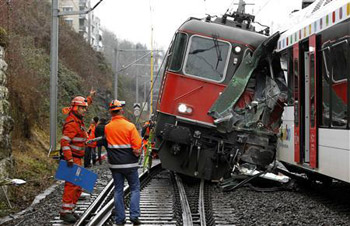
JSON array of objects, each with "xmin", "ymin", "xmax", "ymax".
[
  {"xmin": 175, "ymin": 174, "xmax": 193, "ymax": 226},
  {"xmin": 199, "ymin": 179, "xmax": 207, "ymax": 226},
  {"xmin": 75, "ymin": 179, "xmax": 114, "ymax": 225},
  {"xmin": 86, "ymin": 163, "xmax": 162, "ymax": 226}
]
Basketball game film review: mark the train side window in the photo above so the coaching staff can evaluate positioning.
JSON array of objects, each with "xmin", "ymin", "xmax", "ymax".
[
  {"xmin": 322, "ymin": 39, "xmax": 349, "ymax": 128},
  {"xmin": 281, "ymin": 51, "xmax": 294, "ymax": 105},
  {"xmin": 183, "ymin": 35, "xmax": 231, "ymax": 82},
  {"xmin": 310, "ymin": 53, "xmax": 315, "ymax": 127},
  {"xmin": 294, "ymin": 59, "xmax": 299, "ymax": 126},
  {"xmin": 321, "ymin": 48, "xmax": 331, "ymax": 127},
  {"xmin": 169, "ymin": 33, "xmax": 188, "ymax": 72}
]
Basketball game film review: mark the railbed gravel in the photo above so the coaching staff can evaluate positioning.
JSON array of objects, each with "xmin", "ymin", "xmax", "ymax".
[
  {"xmin": 210, "ymin": 181, "xmax": 350, "ymax": 226},
  {"xmin": 2, "ymin": 165, "xmax": 350, "ymax": 225}
]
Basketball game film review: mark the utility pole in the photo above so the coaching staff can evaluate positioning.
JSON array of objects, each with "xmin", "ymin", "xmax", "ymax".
[
  {"xmin": 144, "ymin": 80, "xmax": 148, "ymax": 111},
  {"xmin": 49, "ymin": 0, "xmax": 104, "ymax": 155},
  {"xmin": 114, "ymin": 47, "xmax": 119, "ymax": 99},
  {"xmin": 49, "ymin": 0, "xmax": 59, "ymax": 155},
  {"xmin": 150, "ymin": 28, "xmax": 154, "ymax": 116},
  {"xmin": 136, "ymin": 52, "xmax": 139, "ymax": 104}
]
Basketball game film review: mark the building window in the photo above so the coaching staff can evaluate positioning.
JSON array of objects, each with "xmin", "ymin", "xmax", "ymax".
[
  {"xmin": 62, "ymin": 6, "xmax": 73, "ymax": 12},
  {"xmin": 64, "ymin": 19, "xmax": 73, "ymax": 28}
]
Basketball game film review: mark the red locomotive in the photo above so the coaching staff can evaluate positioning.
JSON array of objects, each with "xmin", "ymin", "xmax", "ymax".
[{"xmin": 155, "ymin": 4, "xmax": 271, "ymax": 180}]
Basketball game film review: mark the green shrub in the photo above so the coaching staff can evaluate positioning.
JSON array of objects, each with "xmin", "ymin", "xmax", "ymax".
[{"xmin": 0, "ymin": 27, "xmax": 8, "ymax": 48}]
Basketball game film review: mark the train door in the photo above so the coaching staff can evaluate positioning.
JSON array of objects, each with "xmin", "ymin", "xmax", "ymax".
[
  {"xmin": 308, "ymin": 35, "xmax": 317, "ymax": 168},
  {"xmin": 304, "ymin": 52, "xmax": 310, "ymax": 163},
  {"xmin": 295, "ymin": 35, "xmax": 318, "ymax": 168},
  {"xmin": 293, "ymin": 43, "xmax": 301, "ymax": 163}
]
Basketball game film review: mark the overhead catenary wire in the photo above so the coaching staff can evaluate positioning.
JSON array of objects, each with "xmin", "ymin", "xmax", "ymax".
[
  {"xmin": 254, "ymin": 0, "xmax": 274, "ymax": 17},
  {"xmin": 225, "ymin": 0, "xmax": 236, "ymax": 15},
  {"xmin": 135, "ymin": 47, "xmax": 168, "ymax": 125}
]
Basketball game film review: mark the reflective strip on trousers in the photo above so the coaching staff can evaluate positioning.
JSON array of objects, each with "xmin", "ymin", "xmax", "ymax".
[
  {"xmin": 70, "ymin": 145, "xmax": 84, "ymax": 151},
  {"xmin": 62, "ymin": 203, "xmax": 75, "ymax": 208},
  {"xmin": 108, "ymin": 144, "xmax": 131, "ymax": 149},
  {"xmin": 108, "ymin": 163, "xmax": 139, "ymax": 169},
  {"xmin": 72, "ymin": 137, "xmax": 87, "ymax": 142},
  {"xmin": 61, "ymin": 136, "xmax": 71, "ymax": 141},
  {"xmin": 60, "ymin": 209, "xmax": 73, "ymax": 213},
  {"xmin": 62, "ymin": 146, "xmax": 71, "ymax": 151}
]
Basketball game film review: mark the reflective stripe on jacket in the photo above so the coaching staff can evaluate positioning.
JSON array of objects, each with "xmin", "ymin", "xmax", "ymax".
[{"xmin": 104, "ymin": 115, "xmax": 142, "ymax": 169}]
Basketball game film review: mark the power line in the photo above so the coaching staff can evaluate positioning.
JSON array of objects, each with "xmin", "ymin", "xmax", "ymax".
[
  {"xmin": 225, "ymin": 0, "xmax": 236, "ymax": 15},
  {"xmin": 254, "ymin": 0, "xmax": 274, "ymax": 17}
]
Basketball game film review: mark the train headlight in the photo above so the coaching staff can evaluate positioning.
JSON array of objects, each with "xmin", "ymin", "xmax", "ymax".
[
  {"xmin": 234, "ymin": 46, "xmax": 242, "ymax": 53},
  {"xmin": 177, "ymin": 104, "xmax": 193, "ymax": 114}
]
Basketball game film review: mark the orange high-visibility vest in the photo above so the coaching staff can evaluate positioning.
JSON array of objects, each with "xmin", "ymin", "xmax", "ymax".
[{"xmin": 104, "ymin": 115, "xmax": 142, "ymax": 169}]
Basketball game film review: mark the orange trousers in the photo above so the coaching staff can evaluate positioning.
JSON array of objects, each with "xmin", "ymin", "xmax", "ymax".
[{"xmin": 61, "ymin": 157, "xmax": 83, "ymax": 214}]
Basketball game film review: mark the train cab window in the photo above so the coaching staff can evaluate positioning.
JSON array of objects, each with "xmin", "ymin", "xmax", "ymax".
[
  {"xmin": 169, "ymin": 33, "xmax": 188, "ymax": 71},
  {"xmin": 183, "ymin": 35, "xmax": 231, "ymax": 82},
  {"xmin": 322, "ymin": 39, "xmax": 350, "ymax": 128}
]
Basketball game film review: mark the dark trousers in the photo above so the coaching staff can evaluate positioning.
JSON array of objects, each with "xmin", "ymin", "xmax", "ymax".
[
  {"xmin": 84, "ymin": 147, "xmax": 96, "ymax": 167},
  {"xmin": 97, "ymin": 143, "xmax": 108, "ymax": 164},
  {"xmin": 111, "ymin": 168, "xmax": 140, "ymax": 223}
]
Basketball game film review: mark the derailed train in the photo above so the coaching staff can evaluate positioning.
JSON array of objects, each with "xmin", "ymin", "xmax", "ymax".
[{"xmin": 155, "ymin": 0, "xmax": 350, "ymax": 183}]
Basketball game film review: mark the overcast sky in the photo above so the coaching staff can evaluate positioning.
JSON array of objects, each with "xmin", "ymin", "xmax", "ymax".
[{"xmin": 92, "ymin": 0, "xmax": 302, "ymax": 50}]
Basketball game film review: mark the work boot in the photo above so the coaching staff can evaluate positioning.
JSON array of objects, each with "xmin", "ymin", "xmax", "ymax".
[
  {"xmin": 60, "ymin": 213, "xmax": 77, "ymax": 223},
  {"xmin": 72, "ymin": 212, "xmax": 80, "ymax": 220},
  {"xmin": 130, "ymin": 218, "xmax": 141, "ymax": 225}
]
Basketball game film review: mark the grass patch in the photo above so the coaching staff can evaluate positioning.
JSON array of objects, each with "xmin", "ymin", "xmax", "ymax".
[{"xmin": 0, "ymin": 127, "xmax": 58, "ymax": 217}]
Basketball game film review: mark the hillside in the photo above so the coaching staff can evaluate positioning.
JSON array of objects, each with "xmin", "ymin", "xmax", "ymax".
[{"xmin": 0, "ymin": 0, "xmax": 114, "ymax": 215}]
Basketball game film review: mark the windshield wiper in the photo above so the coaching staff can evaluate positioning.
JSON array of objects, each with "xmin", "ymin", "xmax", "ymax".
[{"xmin": 212, "ymin": 34, "xmax": 222, "ymax": 70}]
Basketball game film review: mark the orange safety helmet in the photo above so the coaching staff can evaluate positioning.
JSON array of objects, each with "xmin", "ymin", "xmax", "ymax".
[
  {"xmin": 71, "ymin": 96, "xmax": 88, "ymax": 112},
  {"xmin": 109, "ymin": 99, "xmax": 125, "ymax": 111}
]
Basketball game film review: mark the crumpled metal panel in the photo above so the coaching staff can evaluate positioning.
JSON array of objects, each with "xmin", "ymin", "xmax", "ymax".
[{"xmin": 208, "ymin": 32, "xmax": 283, "ymax": 135}]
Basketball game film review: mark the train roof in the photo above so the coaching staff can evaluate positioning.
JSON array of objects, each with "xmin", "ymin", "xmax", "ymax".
[
  {"xmin": 178, "ymin": 19, "xmax": 267, "ymax": 50},
  {"xmin": 277, "ymin": 0, "xmax": 350, "ymax": 52}
]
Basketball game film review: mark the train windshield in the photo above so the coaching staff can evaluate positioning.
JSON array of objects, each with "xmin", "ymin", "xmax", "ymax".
[{"xmin": 184, "ymin": 35, "xmax": 230, "ymax": 82}]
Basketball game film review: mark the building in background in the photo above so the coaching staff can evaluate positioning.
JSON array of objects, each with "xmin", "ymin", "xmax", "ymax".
[
  {"xmin": 58, "ymin": 0, "xmax": 103, "ymax": 51},
  {"xmin": 90, "ymin": 14, "xmax": 103, "ymax": 52},
  {"xmin": 59, "ymin": 0, "xmax": 80, "ymax": 32}
]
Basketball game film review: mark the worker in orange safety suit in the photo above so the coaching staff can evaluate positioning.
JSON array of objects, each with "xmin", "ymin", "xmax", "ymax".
[
  {"xmin": 84, "ymin": 116, "xmax": 99, "ymax": 167},
  {"xmin": 104, "ymin": 100, "xmax": 142, "ymax": 225},
  {"xmin": 59, "ymin": 90, "xmax": 95, "ymax": 224},
  {"xmin": 141, "ymin": 119, "xmax": 157, "ymax": 159}
]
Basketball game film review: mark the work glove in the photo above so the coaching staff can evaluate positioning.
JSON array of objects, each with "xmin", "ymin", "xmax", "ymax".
[
  {"xmin": 86, "ymin": 139, "xmax": 92, "ymax": 145},
  {"xmin": 90, "ymin": 88, "xmax": 96, "ymax": 97},
  {"xmin": 67, "ymin": 159, "xmax": 74, "ymax": 168}
]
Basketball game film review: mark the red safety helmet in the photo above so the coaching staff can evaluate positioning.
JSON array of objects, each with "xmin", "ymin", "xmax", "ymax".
[{"xmin": 109, "ymin": 99, "xmax": 125, "ymax": 111}]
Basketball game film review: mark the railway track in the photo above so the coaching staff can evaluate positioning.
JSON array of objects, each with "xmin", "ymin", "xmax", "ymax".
[
  {"xmin": 47, "ymin": 162, "xmax": 350, "ymax": 226},
  {"xmin": 65, "ymin": 162, "xmax": 212, "ymax": 226}
]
